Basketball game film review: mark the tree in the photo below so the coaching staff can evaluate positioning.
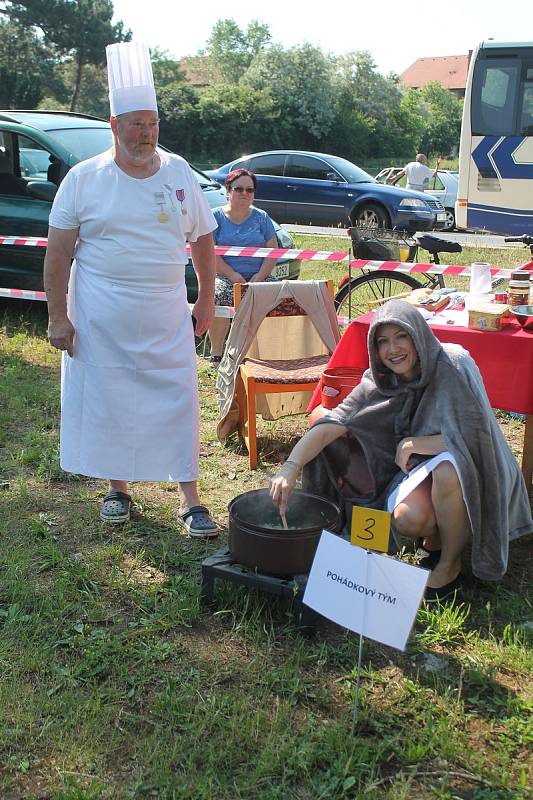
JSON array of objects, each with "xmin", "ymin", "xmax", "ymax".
[
  {"xmin": 195, "ymin": 83, "xmax": 279, "ymax": 160},
  {"xmin": 419, "ymin": 81, "xmax": 463, "ymax": 156},
  {"xmin": 394, "ymin": 89, "xmax": 427, "ymax": 158},
  {"xmin": 0, "ymin": 1, "xmax": 131, "ymax": 111},
  {"xmin": 151, "ymin": 47, "xmax": 186, "ymax": 90},
  {"xmin": 329, "ymin": 52, "xmax": 415, "ymax": 159},
  {"xmin": 243, "ymin": 43, "xmax": 336, "ymax": 148},
  {"xmin": 0, "ymin": 19, "xmax": 57, "ymax": 107},
  {"xmin": 204, "ymin": 18, "xmax": 271, "ymax": 84},
  {"xmin": 157, "ymin": 83, "xmax": 199, "ymax": 156},
  {"xmin": 43, "ymin": 60, "xmax": 109, "ymax": 117}
]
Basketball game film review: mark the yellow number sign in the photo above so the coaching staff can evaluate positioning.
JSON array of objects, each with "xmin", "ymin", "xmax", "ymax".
[{"xmin": 350, "ymin": 505, "xmax": 391, "ymax": 553}]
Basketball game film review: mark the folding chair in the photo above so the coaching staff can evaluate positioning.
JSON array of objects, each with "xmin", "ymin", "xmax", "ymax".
[{"xmin": 234, "ymin": 280, "xmax": 336, "ymax": 469}]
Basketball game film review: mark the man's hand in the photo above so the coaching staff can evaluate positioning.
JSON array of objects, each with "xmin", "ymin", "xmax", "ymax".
[
  {"xmin": 191, "ymin": 296, "xmax": 215, "ymax": 337},
  {"xmin": 48, "ymin": 316, "xmax": 75, "ymax": 357}
]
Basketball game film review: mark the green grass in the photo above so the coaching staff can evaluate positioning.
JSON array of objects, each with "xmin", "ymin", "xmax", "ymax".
[{"xmin": 0, "ymin": 257, "xmax": 531, "ymax": 799}]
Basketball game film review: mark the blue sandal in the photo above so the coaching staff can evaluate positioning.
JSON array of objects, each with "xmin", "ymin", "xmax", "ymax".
[
  {"xmin": 178, "ymin": 505, "xmax": 219, "ymax": 538},
  {"xmin": 100, "ymin": 491, "xmax": 132, "ymax": 524}
]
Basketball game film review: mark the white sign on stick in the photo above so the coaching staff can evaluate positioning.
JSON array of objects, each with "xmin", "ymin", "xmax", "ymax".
[{"xmin": 303, "ymin": 530, "xmax": 429, "ymax": 651}]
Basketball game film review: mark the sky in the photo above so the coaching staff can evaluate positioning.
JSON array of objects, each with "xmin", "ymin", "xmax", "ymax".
[{"xmin": 111, "ymin": 0, "xmax": 532, "ymax": 76}]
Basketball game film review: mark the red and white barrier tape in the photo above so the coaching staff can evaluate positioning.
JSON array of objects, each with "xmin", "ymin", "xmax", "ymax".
[
  {"xmin": 2, "ymin": 234, "xmax": 531, "ymax": 278},
  {"xmin": 349, "ymin": 258, "xmax": 533, "ymax": 278},
  {"xmin": 0, "ymin": 235, "xmax": 350, "ymax": 262},
  {"xmin": 212, "ymin": 245, "xmax": 350, "ymax": 261},
  {"xmin": 0, "ymin": 287, "xmax": 47, "ymax": 302},
  {"xmin": 0, "ymin": 286, "xmax": 235, "ymax": 317},
  {"xmin": 0, "ymin": 236, "xmax": 48, "ymax": 247}
]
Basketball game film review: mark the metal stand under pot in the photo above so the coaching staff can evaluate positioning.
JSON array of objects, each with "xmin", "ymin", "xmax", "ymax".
[
  {"xmin": 200, "ymin": 488, "xmax": 341, "ymax": 634},
  {"xmin": 200, "ymin": 546, "xmax": 319, "ymax": 632}
]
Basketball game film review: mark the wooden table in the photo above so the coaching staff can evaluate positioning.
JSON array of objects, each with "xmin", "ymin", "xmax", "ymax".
[{"xmin": 310, "ymin": 313, "xmax": 533, "ymax": 491}]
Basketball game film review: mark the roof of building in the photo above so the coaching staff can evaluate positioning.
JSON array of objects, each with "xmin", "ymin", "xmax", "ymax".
[
  {"xmin": 179, "ymin": 56, "xmax": 221, "ymax": 87},
  {"xmin": 400, "ymin": 55, "xmax": 469, "ymax": 90}
]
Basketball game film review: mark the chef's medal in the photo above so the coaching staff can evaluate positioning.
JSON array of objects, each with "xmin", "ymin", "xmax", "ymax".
[
  {"xmin": 176, "ymin": 188, "xmax": 187, "ymax": 215},
  {"xmin": 155, "ymin": 191, "xmax": 169, "ymax": 223}
]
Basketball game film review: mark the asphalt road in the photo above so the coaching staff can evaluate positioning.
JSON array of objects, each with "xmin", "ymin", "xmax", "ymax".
[{"xmin": 282, "ymin": 224, "xmax": 519, "ymax": 249}]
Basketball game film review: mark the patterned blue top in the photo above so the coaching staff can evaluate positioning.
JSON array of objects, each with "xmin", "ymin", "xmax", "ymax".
[{"xmin": 212, "ymin": 206, "xmax": 276, "ymax": 279}]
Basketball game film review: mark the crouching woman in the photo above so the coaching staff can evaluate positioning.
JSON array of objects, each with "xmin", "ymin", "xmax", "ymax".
[{"xmin": 270, "ymin": 300, "xmax": 532, "ymax": 602}]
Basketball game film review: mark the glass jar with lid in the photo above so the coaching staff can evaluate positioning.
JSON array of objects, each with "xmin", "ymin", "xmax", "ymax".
[{"xmin": 508, "ymin": 270, "xmax": 531, "ymax": 307}]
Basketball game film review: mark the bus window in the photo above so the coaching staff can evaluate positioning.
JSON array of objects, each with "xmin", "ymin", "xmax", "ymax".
[
  {"xmin": 472, "ymin": 60, "xmax": 519, "ymax": 135},
  {"xmin": 520, "ymin": 67, "xmax": 533, "ymax": 135}
]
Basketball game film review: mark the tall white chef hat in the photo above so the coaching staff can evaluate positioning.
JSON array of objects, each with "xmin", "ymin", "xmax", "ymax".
[{"xmin": 106, "ymin": 42, "xmax": 157, "ymax": 117}]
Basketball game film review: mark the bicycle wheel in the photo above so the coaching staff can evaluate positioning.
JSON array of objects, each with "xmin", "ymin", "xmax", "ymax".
[{"xmin": 335, "ymin": 271, "xmax": 423, "ymax": 322}]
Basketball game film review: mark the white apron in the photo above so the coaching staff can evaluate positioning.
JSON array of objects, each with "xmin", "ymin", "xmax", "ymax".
[{"xmin": 60, "ymin": 263, "xmax": 199, "ymax": 482}]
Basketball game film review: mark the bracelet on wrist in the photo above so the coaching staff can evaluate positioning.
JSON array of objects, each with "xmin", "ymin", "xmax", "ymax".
[{"xmin": 285, "ymin": 459, "xmax": 301, "ymax": 472}]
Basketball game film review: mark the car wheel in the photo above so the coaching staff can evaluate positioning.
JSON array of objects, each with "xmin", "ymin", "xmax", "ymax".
[
  {"xmin": 352, "ymin": 203, "xmax": 390, "ymax": 230},
  {"xmin": 443, "ymin": 208, "xmax": 455, "ymax": 231}
]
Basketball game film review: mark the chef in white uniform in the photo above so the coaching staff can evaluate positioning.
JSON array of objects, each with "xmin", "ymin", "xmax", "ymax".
[{"xmin": 44, "ymin": 42, "xmax": 220, "ymax": 536}]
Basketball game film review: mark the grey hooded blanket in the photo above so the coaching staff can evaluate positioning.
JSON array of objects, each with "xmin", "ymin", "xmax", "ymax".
[{"xmin": 305, "ymin": 300, "xmax": 532, "ymax": 581}]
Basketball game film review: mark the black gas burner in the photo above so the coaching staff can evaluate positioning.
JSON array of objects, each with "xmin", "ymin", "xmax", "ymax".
[{"xmin": 200, "ymin": 546, "xmax": 319, "ymax": 633}]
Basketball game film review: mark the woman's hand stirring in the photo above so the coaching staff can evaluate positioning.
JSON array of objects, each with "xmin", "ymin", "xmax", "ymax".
[{"xmin": 270, "ymin": 461, "xmax": 300, "ymax": 518}]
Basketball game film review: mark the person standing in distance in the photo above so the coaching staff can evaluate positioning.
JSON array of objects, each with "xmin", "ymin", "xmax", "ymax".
[
  {"xmin": 392, "ymin": 153, "xmax": 441, "ymax": 191},
  {"xmin": 44, "ymin": 41, "xmax": 220, "ymax": 537}
]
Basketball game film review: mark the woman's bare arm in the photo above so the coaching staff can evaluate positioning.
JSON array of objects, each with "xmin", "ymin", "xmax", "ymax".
[{"xmin": 270, "ymin": 422, "xmax": 347, "ymax": 514}]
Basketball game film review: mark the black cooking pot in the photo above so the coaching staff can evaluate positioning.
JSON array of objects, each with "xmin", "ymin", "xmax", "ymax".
[{"xmin": 228, "ymin": 488, "xmax": 340, "ymax": 576}]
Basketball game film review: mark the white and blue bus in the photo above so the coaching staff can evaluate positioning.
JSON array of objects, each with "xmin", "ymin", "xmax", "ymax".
[{"xmin": 456, "ymin": 41, "xmax": 533, "ymax": 234}]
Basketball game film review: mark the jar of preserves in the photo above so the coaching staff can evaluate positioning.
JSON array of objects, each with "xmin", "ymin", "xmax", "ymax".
[{"xmin": 509, "ymin": 280, "xmax": 529, "ymax": 308}]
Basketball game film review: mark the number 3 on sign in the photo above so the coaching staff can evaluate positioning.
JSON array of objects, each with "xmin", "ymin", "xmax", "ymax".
[{"xmin": 350, "ymin": 505, "xmax": 391, "ymax": 553}]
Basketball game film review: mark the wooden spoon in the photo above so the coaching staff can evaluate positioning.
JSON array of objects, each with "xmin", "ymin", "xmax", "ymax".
[{"xmin": 280, "ymin": 511, "xmax": 288, "ymax": 530}]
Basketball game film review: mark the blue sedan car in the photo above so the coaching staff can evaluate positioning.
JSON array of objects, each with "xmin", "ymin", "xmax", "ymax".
[{"xmin": 207, "ymin": 150, "xmax": 447, "ymax": 231}]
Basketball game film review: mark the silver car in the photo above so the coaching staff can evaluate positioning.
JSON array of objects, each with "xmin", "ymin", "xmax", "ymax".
[{"xmin": 375, "ymin": 167, "xmax": 458, "ymax": 231}]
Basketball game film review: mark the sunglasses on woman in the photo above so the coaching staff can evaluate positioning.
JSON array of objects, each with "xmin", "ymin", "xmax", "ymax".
[{"xmin": 231, "ymin": 186, "xmax": 255, "ymax": 194}]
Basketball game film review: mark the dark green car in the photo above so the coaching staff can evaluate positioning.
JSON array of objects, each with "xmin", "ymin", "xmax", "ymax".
[{"xmin": 0, "ymin": 110, "xmax": 298, "ymax": 300}]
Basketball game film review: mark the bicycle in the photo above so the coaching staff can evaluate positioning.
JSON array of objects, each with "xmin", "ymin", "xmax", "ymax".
[
  {"xmin": 334, "ymin": 228, "xmax": 533, "ymax": 321},
  {"xmin": 334, "ymin": 226, "xmax": 463, "ymax": 321}
]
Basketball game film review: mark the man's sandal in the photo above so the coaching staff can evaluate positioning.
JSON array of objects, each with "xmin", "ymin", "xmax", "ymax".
[
  {"xmin": 100, "ymin": 491, "xmax": 132, "ymax": 524},
  {"xmin": 178, "ymin": 505, "xmax": 219, "ymax": 538}
]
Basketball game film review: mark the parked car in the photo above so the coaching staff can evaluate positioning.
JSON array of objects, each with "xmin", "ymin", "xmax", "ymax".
[
  {"xmin": 206, "ymin": 150, "xmax": 447, "ymax": 231},
  {"xmin": 375, "ymin": 167, "xmax": 459, "ymax": 231},
  {"xmin": 0, "ymin": 111, "xmax": 298, "ymax": 300}
]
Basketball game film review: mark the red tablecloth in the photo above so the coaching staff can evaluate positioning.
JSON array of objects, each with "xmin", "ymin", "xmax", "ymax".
[{"xmin": 311, "ymin": 313, "xmax": 533, "ymax": 415}]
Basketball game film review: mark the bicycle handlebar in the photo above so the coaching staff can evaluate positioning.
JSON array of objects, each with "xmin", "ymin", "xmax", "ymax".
[{"xmin": 504, "ymin": 234, "xmax": 533, "ymax": 245}]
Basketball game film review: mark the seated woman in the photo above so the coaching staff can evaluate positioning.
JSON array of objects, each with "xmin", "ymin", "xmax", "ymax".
[
  {"xmin": 208, "ymin": 168, "xmax": 278, "ymax": 367},
  {"xmin": 270, "ymin": 300, "xmax": 532, "ymax": 603}
]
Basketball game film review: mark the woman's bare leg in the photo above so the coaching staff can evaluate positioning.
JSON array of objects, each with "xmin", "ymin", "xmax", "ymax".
[
  {"xmin": 427, "ymin": 461, "xmax": 470, "ymax": 588},
  {"xmin": 392, "ymin": 462, "xmax": 470, "ymax": 588}
]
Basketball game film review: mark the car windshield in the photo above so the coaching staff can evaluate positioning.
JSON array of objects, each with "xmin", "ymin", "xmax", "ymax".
[
  {"xmin": 45, "ymin": 127, "xmax": 113, "ymax": 161},
  {"xmin": 325, "ymin": 156, "xmax": 375, "ymax": 184}
]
